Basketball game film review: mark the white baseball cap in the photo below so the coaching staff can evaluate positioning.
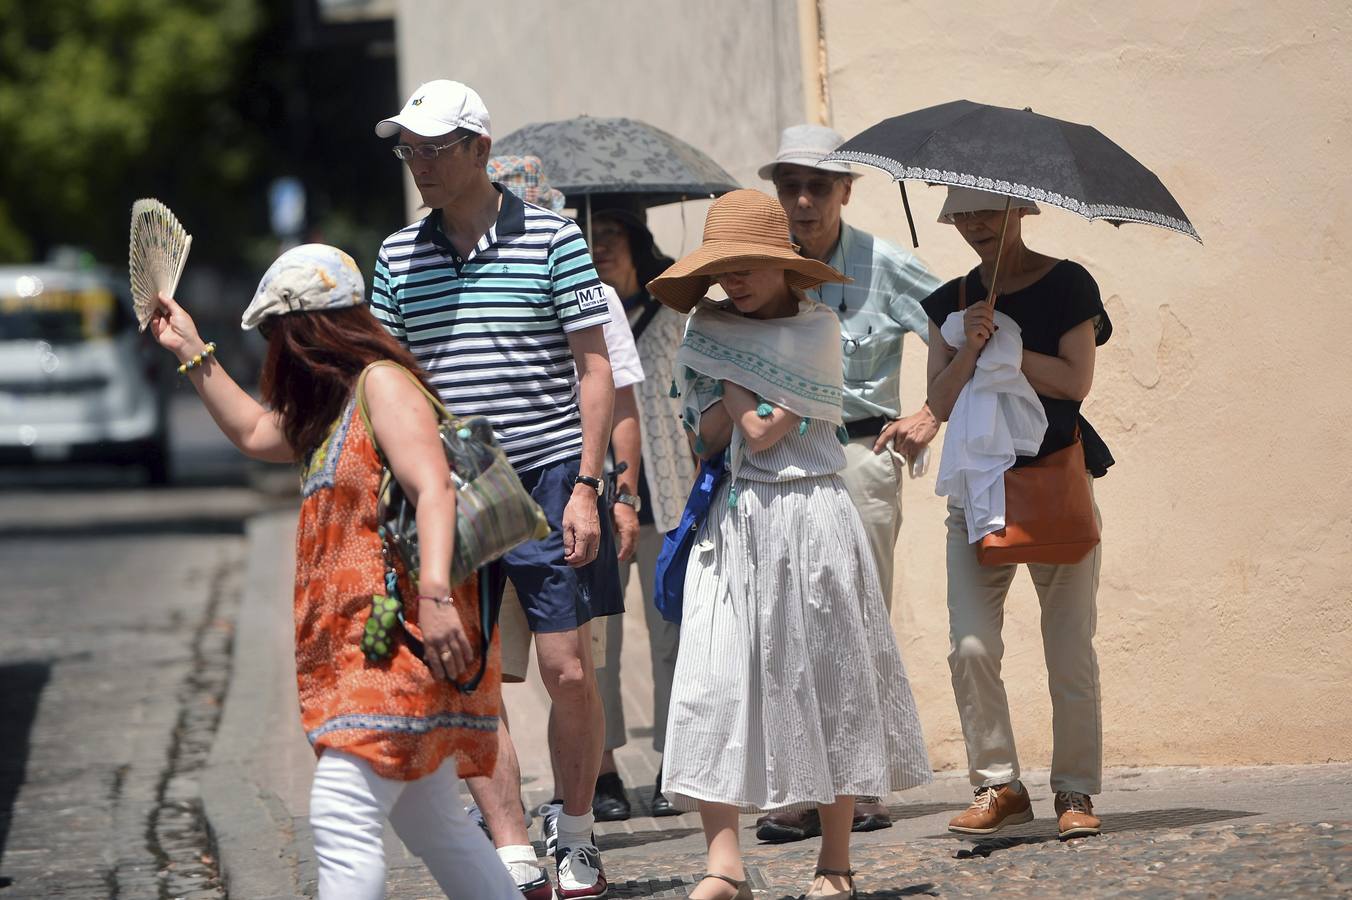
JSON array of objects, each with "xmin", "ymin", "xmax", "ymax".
[
  {"xmin": 375, "ymin": 80, "xmax": 491, "ymax": 139},
  {"xmin": 938, "ymin": 186, "xmax": 1040, "ymax": 222},
  {"xmin": 757, "ymin": 124, "xmax": 861, "ymax": 181}
]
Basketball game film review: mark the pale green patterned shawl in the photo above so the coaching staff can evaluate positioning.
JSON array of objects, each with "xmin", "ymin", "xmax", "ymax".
[{"xmin": 675, "ymin": 297, "xmax": 844, "ymax": 443}]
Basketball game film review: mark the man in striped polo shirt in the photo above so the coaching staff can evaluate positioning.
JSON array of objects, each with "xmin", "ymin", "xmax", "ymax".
[{"xmin": 371, "ymin": 80, "xmax": 618, "ymax": 900}]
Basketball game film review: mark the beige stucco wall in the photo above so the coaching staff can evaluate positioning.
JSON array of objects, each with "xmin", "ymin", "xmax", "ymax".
[
  {"xmin": 393, "ymin": 0, "xmax": 811, "ymax": 254},
  {"xmin": 394, "ymin": 2, "xmax": 1352, "ymax": 771},
  {"xmin": 824, "ymin": 0, "xmax": 1352, "ymax": 771}
]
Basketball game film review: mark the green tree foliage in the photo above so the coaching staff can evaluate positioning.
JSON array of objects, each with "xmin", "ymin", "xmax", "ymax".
[{"xmin": 0, "ymin": 0, "xmax": 262, "ymax": 264}]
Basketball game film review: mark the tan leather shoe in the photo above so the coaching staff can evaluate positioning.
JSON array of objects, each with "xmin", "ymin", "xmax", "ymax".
[
  {"xmin": 1054, "ymin": 791, "xmax": 1102, "ymax": 838},
  {"xmin": 947, "ymin": 782, "xmax": 1034, "ymax": 834}
]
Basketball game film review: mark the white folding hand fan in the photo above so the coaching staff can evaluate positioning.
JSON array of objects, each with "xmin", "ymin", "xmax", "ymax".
[{"xmin": 129, "ymin": 199, "xmax": 192, "ymax": 332}]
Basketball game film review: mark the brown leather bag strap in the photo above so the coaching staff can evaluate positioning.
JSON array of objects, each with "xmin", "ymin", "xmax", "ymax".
[{"xmin": 958, "ymin": 275, "xmax": 967, "ymax": 311}]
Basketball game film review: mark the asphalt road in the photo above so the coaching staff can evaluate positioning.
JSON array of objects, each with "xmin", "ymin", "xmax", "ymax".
[{"xmin": 0, "ymin": 393, "xmax": 296, "ymax": 898}]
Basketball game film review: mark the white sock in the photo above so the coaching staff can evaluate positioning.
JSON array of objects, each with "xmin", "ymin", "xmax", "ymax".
[
  {"xmin": 496, "ymin": 844, "xmax": 539, "ymax": 883},
  {"xmin": 556, "ymin": 810, "xmax": 596, "ymax": 849}
]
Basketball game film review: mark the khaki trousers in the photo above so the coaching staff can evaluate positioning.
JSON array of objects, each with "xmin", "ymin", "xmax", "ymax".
[
  {"xmin": 838, "ymin": 437, "xmax": 905, "ymax": 611},
  {"xmin": 944, "ymin": 476, "xmax": 1103, "ymax": 795},
  {"xmin": 596, "ymin": 524, "xmax": 680, "ymax": 753}
]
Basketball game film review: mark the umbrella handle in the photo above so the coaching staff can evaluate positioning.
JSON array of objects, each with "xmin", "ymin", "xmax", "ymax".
[
  {"xmin": 898, "ymin": 182, "xmax": 919, "ymax": 249},
  {"xmin": 985, "ymin": 197, "xmax": 1013, "ymax": 307}
]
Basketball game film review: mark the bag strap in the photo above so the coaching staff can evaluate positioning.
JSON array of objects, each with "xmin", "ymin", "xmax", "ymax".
[
  {"xmin": 629, "ymin": 299, "xmax": 662, "ymax": 342},
  {"xmin": 958, "ymin": 275, "xmax": 967, "ymax": 311},
  {"xmin": 356, "ymin": 360, "xmax": 449, "ymax": 458}
]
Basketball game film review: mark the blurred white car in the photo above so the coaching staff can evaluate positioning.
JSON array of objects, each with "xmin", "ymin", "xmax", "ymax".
[{"xmin": 0, "ymin": 265, "xmax": 170, "ymax": 483}]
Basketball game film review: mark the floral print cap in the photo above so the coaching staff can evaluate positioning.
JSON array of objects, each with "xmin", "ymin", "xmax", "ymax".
[{"xmin": 241, "ymin": 243, "xmax": 365, "ymax": 330}]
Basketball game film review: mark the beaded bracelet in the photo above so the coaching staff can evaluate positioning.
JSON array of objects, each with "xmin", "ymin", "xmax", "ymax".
[{"xmin": 177, "ymin": 342, "xmax": 217, "ymax": 376}]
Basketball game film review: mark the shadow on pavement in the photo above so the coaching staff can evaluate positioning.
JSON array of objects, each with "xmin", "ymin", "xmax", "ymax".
[
  {"xmin": 927, "ymin": 806, "xmax": 1258, "ymax": 856},
  {"xmin": 0, "ymin": 661, "xmax": 51, "ymax": 883}
]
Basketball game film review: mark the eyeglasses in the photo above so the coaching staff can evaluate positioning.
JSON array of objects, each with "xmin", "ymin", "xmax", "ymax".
[
  {"xmin": 774, "ymin": 177, "xmax": 843, "ymax": 199},
  {"xmin": 947, "ymin": 209, "xmax": 1006, "ymax": 224},
  {"xmin": 391, "ymin": 134, "xmax": 473, "ymax": 161},
  {"xmin": 842, "ymin": 325, "xmax": 873, "ymax": 356}
]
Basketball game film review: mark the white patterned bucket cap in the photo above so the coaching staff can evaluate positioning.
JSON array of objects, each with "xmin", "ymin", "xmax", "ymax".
[{"xmin": 240, "ymin": 244, "xmax": 366, "ymax": 331}]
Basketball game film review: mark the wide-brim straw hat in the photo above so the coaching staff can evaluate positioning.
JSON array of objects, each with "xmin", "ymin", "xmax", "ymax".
[{"xmin": 647, "ymin": 189, "xmax": 847, "ymax": 314}]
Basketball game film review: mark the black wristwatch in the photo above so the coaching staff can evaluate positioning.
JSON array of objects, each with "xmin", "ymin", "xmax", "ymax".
[
  {"xmin": 573, "ymin": 474, "xmax": 605, "ymax": 498},
  {"xmin": 614, "ymin": 492, "xmax": 642, "ymax": 512}
]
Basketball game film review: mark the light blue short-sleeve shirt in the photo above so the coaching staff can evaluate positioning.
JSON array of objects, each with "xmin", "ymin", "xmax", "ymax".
[{"xmin": 805, "ymin": 222, "xmax": 940, "ymax": 422}]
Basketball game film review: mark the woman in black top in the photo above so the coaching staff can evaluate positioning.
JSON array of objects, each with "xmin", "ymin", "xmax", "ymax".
[{"xmin": 921, "ymin": 186, "xmax": 1111, "ymax": 841}]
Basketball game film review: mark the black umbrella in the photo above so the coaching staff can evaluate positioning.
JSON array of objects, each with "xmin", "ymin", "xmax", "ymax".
[
  {"xmin": 492, "ymin": 115, "xmax": 740, "ymax": 208},
  {"xmin": 824, "ymin": 100, "xmax": 1201, "ymax": 251}
]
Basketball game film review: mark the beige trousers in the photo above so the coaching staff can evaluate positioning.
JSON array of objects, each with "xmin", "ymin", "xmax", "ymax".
[
  {"xmin": 838, "ymin": 437, "xmax": 905, "ymax": 611},
  {"xmin": 596, "ymin": 524, "xmax": 680, "ymax": 753},
  {"xmin": 944, "ymin": 476, "xmax": 1103, "ymax": 795}
]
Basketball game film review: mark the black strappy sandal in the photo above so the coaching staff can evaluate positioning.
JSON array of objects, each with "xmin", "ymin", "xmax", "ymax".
[
  {"xmin": 801, "ymin": 867, "xmax": 857, "ymax": 899},
  {"xmin": 688, "ymin": 872, "xmax": 752, "ymax": 899}
]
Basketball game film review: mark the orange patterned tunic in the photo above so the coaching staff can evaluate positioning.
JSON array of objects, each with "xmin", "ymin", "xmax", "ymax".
[{"xmin": 293, "ymin": 393, "xmax": 500, "ymax": 781}]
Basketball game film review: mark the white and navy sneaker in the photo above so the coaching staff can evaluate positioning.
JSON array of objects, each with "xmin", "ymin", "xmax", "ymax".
[
  {"xmin": 554, "ymin": 837, "xmax": 607, "ymax": 899},
  {"xmin": 535, "ymin": 800, "xmax": 562, "ymax": 856}
]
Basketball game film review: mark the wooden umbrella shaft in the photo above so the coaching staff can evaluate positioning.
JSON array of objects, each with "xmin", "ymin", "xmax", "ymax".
[{"xmin": 986, "ymin": 197, "xmax": 1013, "ymax": 307}]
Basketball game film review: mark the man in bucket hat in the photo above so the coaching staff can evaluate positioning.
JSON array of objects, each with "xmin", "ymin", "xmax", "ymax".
[
  {"xmin": 757, "ymin": 123, "xmax": 941, "ymax": 842},
  {"xmin": 371, "ymin": 80, "xmax": 618, "ymax": 900}
]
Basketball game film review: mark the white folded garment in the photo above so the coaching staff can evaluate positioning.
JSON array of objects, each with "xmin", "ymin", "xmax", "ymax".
[{"xmin": 935, "ymin": 309, "xmax": 1048, "ymax": 543}]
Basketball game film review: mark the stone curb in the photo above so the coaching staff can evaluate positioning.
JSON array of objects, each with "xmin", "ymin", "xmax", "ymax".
[{"xmin": 200, "ymin": 510, "xmax": 303, "ymax": 900}]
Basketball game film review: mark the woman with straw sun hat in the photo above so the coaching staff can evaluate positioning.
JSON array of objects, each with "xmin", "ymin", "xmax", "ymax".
[{"xmin": 648, "ymin": 190, "xmax": 932, "ymax": 900}]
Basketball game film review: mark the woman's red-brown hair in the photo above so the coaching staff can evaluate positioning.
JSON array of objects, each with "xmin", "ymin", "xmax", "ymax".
[{"xmin": 259, "ymin": 306, "xmax": 436, "ymax": 461}]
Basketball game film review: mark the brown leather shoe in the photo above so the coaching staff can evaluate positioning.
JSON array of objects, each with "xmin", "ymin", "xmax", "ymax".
[
  {"xmin": 1054, "ymin": 791, "xmax": 1101, "ymax": 839},
  {"xmin": 754, "ymin": 806, "xmax": 821, "ymax": 843},
  {"xmin": 851, "ymin": 796, "xmax": 892, "ymax": 832},
  {"xmin": 947, "ymin": 782, "xmax": 1034, "ymax": 834}
]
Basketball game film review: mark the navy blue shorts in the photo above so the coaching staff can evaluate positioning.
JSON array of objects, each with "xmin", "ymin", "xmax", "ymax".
[{"xmin": 488, "ymin": 456, "xmax": 623, "ymax": 633}]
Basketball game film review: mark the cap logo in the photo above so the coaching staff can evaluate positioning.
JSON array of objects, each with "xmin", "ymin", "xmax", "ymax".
[{"xmin": 411, "ymin": 96, "xmax": 424, "ymax": 106}]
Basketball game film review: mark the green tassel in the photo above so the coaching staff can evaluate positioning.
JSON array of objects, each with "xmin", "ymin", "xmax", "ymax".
[
  {"xmin": 836, "ymin": 424, "xmax": 850, "ymax": 445},
  {"xmin": 756, "ymin": 402, "xmax": 773, "ymax": 419},
  {"xmin": 712, "ymin": 381, "xmax": 724, "ymax": 397},
  {"xmin": 669, "ymin": 379, "xmax": 680, "ymax": 398},
  {"xmin": 798, "ymin": 419, "xmax": 809, "ymax": 435},
  {"xmin": 727, "ymin": 485, "xmax": 739, "ymax": 509},
  {"xmin": 693, "ymin": 435, "xmax": 706, "ymax": 454}
]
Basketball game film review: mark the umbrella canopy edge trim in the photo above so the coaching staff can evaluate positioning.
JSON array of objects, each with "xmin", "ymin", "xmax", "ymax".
[{"xmin": 825, "ymin": 150, "xmax": 1202, "ymax": 244}]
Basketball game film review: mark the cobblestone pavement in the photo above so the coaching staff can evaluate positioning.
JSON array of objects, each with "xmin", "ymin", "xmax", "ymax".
[
  {"xmin": 0, "ymin": 486, "xmax": 268, "ymax": 899},
  {"xmin": 584, "ymin": 820, "xmax": 1350, "ymax": 899},
  {"xmin": 202, "ymin": 514, "xmax": 1352, "ymax": 899}
]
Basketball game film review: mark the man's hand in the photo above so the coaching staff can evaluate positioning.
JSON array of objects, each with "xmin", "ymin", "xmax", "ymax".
[
  {"xmin": 873, "ymin": 405, "xmax": 939, "ymax": 460},
  {"xmin": 562, "ymin": 485, "xmax": 602, "ymax": 567},
  {"xmin": 611, "ymin": 501, "xmax": 639, "ymax": 562}
]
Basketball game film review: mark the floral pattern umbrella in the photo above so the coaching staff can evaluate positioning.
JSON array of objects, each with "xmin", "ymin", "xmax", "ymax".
[{"xmin": 492, "ymin": 115, "xmax": 740, "ymax": 208}]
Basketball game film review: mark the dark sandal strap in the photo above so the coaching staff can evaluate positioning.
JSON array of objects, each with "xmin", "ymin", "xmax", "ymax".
[
  {"xmin": 814, "ymin": 867, "xmax": 855, "ymax": 879},
  {"xmin": 701, "ymin": 873, "xmax": 747, "ymax": 887}
]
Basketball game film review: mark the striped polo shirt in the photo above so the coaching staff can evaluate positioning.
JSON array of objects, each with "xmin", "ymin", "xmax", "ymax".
[{"xmin": 371, "ymin": 184, "xmax": 611, "ymax": 471}]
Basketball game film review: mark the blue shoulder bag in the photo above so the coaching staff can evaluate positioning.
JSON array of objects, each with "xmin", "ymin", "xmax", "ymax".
[{"xmin": 652, "ymin": 449, "xmax": 726, "ymax": 624}]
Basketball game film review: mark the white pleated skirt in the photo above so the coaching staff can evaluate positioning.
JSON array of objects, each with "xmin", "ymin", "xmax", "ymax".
[{"xmin": 662, "ymin": 473, "xmax": 933, "ymax": 812}]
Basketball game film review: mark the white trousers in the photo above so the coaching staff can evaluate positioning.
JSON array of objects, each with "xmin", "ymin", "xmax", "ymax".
[
  {"xmin": 309, "ymin": 749, "xmax": 521, "ymax": 900},
  {"xmin": 597, "ymin": 524, "xmax": 680, "ymax": 752},
  {"xmin": 944, "ymin": 476, "xmax": 1104, "ymax": 795},
  {"xmin": 838, "ymin": 437, "xmax": 905, "ymax": 611}
]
